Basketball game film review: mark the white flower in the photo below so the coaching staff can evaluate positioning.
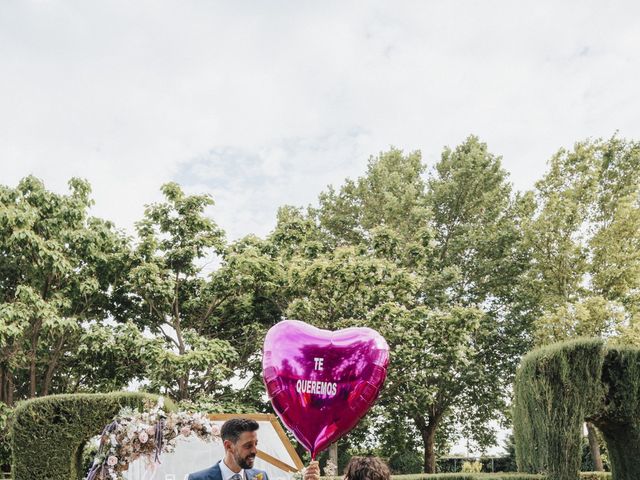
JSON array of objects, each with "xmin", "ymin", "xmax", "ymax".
[
  {"xmin": 139, "ymin": 431, "xmax": 149, "ymax": 443},
  {"xmin": 107, "ymin": 455, "xmax": 118, "ymax": 466}
]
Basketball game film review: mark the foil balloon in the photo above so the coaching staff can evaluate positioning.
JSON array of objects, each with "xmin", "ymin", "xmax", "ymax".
[{"xmin": 262, "ymin": 320, "xmax": 389, "ymax": 459}]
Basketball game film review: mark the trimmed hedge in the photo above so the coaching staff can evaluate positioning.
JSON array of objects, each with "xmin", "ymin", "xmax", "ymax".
[
  {"xmin": 514, "ymin": 338, "xmax": 640, "ymax": 480},
  {"xmin": 10, "ymin": 392, "xmax": 173, "ymax": 480},
  {"xmin": 0, "ymin": 402, "xmax": 12, "ymax": 472},
  {"xmin": 592, "ymin": 347, "xmax": 640, "ymax": 480},
  {"xmin": 322, "ymin": 474, "xmax": 608, "ymax": 480},
  {"xmin": 386, "ymin": 475, "xmax": 543, "ymax": 480},
  {"xmin": 514, "ymin": 339, "xmax": 605, "ymax": 479},
  {"xmin": 578, "ymin": 474, "xmax": 612, "ymax": 480},
  {"xmin": 323, "ymin": 474, "xmax": 540, "ymax": 479}
]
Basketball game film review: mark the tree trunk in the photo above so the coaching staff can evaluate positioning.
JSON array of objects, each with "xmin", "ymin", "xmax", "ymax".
[
  {"xmin": 43, "ymin": 336, "xmax": 66, "ymax": 396},
  {"xmin": 0, "ymin": 367, "xmax": 5, "ymax": 404},
  {"xmin": 414, "ymin": 415, "xmax": 440, "ymax": 473},
  {"xmin": 586, "ymin": 422, "xmax": 604, "ymax": 471},
  {"xmin": 29, "ymin": 352, "xmax": 37, "ymax": 397},
  {"xmin": 172, "ymin": 287, "xmax": 190, "ymax": 401},
  {"xmin": 329, "ymin": 442, "xmax": 338, "ymax": 474},
  {"xmin": 423, "ymin": 426, "xmax": 437, "ymax": 473},
  {"xmin": 29, "ymin": 318, "xmax": 43, "ymax": 398},
  {"xmin": 176, "ymin": 335, "xmax": 189, "ymax": 400},
  {"xmin": 7, "ymin": 375, "xmax": 13, "ymax": 406}
]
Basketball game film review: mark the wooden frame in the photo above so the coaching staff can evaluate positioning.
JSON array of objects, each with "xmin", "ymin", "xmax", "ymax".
[{"xmin": 207, "ymin": 413, "xmax": 304, "ymax": 473}]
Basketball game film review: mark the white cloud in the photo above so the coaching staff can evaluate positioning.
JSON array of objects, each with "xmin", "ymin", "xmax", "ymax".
[{"xmin": 1, "ymin": 0, "xmax": 640, "ymax": 241}]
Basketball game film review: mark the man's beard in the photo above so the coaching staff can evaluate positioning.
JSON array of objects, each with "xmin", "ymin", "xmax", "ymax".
[{"xmin": 237, "ymin": 453, "xmax": 256, "ymax": 469}]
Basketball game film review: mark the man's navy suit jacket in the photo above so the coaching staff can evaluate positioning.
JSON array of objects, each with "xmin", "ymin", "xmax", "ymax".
[{"xmin": 188, "ymin": 461, "xmax": 270, "ymax": 480}]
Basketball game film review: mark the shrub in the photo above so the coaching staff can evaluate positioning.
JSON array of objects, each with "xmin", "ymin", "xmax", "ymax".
[
  {"xmin": 354, "ymin": 474, "xmax": 544, "ymax": 479},
  {"xmin": 579, "ymin": 473, "xmax": 612, "ymax": 480},
  {"xmin": 514, "ymin": 338, "xmax": 640, "ymax": 480},
  {"xmin": 595, "ymin": 347, "xmax": 640, "ymax": 480},
  {"xmin": 10, "ymin": 391, "xmax": 172, "ymax": 480},
  {"xmin": 0, "ymin": 402, "xmax": 12, "ymax": 472},
  {"xmin": 461, "ymin": 461, "xmax": 482, "ymax": 473},
  {"xmin": 513, "ymin": 339, "xmax": 605, "ymax": 479},
  {"xmin": 389, "ymin": 450, "xmax": 423, "ymax": 474},
  {"xmin": 320, "ymin": 475, "xmax": 605, "ymax": 480},
  {"xmin": 580, "ymin": 434, "xmax": 609, "ymax": 472}
]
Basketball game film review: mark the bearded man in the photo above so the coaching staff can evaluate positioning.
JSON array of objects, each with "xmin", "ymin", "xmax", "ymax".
[{"xmin": 188, "ymin": 418, "xmax": 270, "ymax": 480}]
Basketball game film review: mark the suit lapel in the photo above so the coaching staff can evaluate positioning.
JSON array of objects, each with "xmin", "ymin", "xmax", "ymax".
[{"xmin": 211, "ymin": 462, "xmax": 223, "ymax": 480}]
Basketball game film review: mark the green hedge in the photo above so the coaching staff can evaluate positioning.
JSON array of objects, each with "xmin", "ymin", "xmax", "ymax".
[
  {"xmin": 323, "ymin": 474, "xmax": 537, "ymax": 479},
  {"xmin": 323, "ymin": 474, "xmax": 608, "ymax": 480},
  {"xmin": 577, "ymin": 474, "xmax": 612, "ymax": 480},
  {"xmin": 0, "ymin": 402, "xmax": 12, "ymax": 472},
  {"xmin": 593, "ymin": 347, "xmax": 640, "ymax": 480},
  {"xmin": 514, "ymin": 338, "xmax": 640, "ymax": 480},
  {"xmin": 10, "ymin": 392, "xmax": 173, "ymax": 480},
  {"xmin": 381, "ymin": 474, "xmax": 544, "ymax": 480},
  {"xmin": 513, "ymin": 339, "xmax": 605, "ymax": 479}
]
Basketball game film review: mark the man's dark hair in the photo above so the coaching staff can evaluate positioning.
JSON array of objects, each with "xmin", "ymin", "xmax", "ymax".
[{"xmin": 221, "ymin": 418, "xmax": 260, "ymax": 443}]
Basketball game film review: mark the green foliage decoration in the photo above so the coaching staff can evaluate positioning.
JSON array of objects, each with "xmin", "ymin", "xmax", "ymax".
[{"xmin": 10, "ymin": 392, "xmax": 174, "ymax": 480}]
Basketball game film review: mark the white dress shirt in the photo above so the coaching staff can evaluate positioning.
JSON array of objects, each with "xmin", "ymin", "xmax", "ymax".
[{"xmin": 220, "ymin": 459, "xmax": 246, "ymax": 480}]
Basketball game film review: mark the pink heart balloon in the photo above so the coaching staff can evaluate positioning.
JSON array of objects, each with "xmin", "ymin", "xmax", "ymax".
[{"xmin": 262, "ymin": 320, "xmax": 389, "ymax": 458}]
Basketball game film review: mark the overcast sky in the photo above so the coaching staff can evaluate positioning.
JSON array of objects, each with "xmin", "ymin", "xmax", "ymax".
[{"xmin": 2, "ymin": 0, "xmax": 640, "ymax": 244}]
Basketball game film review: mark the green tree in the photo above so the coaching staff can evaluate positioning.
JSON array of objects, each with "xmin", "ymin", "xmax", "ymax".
[
  {"xmin": 194, "ymin": 234, "xmax": 287, "ymax": 406},
  {"xmin": 526, "ymin": 137, "xmax": 640, "ymax": 343},
  {"xmin": 124, "ymin": 182, "xmax": 238, "ymax": 401},
  {"xmin": 283, "ymin": 139, "xmax": 530, "ymax": 472},
  {"xmin": 0, "ymin": 176, "xmax": 140, "ymax": 404},
  {"xmin": 126, "ymin": 182, "xmax": 287, "ymax": 406},
  {"xmin": 525, "ymin": 137, "xmax": 640, "ymax": 470}
]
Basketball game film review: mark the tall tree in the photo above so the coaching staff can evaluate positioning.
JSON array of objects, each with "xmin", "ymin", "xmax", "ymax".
[
  {"xmin": 284, "ymin": 140, "xmax": 530, "ymax": 472},
  {"xmin": 0, "ymin": 176, "xmax": 139, "ymax": 404},
  {"xmin": 525, "ymin": 137, "xmax": 640, "ymax": 469},
  {"xmin": 125, "ymin": 182, "xmax": 239, "ymax": 401}
]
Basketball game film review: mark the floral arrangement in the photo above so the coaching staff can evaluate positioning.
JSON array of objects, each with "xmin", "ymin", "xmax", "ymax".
[{"xmin": 86, "ymin": 398, "xmax": 221, "ymax": 480}]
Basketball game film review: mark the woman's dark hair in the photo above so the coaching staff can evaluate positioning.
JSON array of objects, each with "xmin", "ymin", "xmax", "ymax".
[
  {"xmin": 220, "ymin": 418, "xmax": 260, "ymax": 443},
  {"xmin": 344, "ymin": 456, "xmax": 391, "ymax": 480}
]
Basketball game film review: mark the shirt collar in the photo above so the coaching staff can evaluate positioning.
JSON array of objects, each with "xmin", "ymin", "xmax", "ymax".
[{"xmin": 220, "ymin": 459, "xmax": 245, "ymax": 480}]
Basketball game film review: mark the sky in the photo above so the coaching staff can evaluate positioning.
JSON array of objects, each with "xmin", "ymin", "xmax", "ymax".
[{"xmin": 3, "ymin": 1, "xmax": 640, "ymax": 242}]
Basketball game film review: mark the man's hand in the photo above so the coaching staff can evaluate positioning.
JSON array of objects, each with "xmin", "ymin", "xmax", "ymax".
[{"xmin": 303, "ymin": 461, "xmax": 320, "ymax": 480}]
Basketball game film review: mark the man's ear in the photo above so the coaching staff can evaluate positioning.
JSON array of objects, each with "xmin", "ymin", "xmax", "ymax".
[{"xmin": 223, "ymin": 439, "xmax": 234, "ymax": 452}]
